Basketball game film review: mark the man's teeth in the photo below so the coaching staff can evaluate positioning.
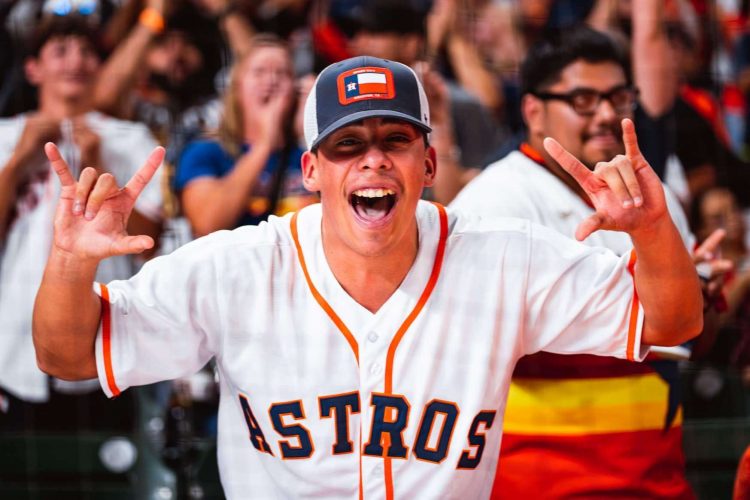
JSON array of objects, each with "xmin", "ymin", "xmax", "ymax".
[{"xmin": 353, "ymin": 188, "xmax": 395, "ymax": 198}]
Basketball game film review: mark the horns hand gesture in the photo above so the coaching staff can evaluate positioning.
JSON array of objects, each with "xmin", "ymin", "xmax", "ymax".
[
  {"xmin": 543, "ymin": 118, "xmax": 667, "ymax": 241},
  {"xmin": 45, "ymin": 142, "xmax": 164, "ymax": 262}
]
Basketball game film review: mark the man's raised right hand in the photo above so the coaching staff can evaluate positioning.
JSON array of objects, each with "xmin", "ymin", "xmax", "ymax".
[{"xmin": 45, "ymin": 142, "xmax": 164, "ymax": 262}]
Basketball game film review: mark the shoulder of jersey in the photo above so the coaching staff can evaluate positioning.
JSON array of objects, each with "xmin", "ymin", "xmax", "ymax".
[
  {"xmin": 446, "ymin": 204, "xmax": 531, "ymax": 239},
  {"xmin": 481, "ymin": 151, "xmax": 547, "ymax": 184},
  {"xmin": 165, "ymin": 211, "xmax": 298, "ymax": 262},
  {"xmin": 453, "ymin": 151, "xmax": 543, "ymax": 204}
]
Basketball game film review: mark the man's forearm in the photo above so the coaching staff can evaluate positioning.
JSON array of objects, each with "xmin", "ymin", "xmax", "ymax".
[
  {"xmin": 93, "ymin": 24, "xmax": 154, "ymax": 115},
  {"xmin": 183, "ymin": 143, "xmax": 272, "ymax": 236},
  {"xmin": 33, "ymin": 248, "xmax": 101, "ymax": 380},
  {"xmin": 631, "ymin": 217, "xmax": 703, "ymax": 346}
]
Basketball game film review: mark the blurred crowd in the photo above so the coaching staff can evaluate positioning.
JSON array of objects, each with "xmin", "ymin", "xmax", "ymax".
[{"xmin": 3, "ymin": 0, "xmax": 750, "ymax": 498}]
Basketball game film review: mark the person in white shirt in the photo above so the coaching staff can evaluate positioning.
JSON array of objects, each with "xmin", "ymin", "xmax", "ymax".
[{"xmin": 0, "ymin": 15, "xmax": 163, "ymax": 429}]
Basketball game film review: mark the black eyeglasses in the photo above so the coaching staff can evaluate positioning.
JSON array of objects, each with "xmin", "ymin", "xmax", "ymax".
[{"xmin": 533, "ymin": 86, "xmax": 639, "ymax": 116}]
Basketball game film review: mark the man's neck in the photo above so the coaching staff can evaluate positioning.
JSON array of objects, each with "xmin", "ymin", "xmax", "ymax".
[
  {"xmin": 38, "ymin": 93, "xmax": 92, "ymax": 121},
  {"xmin": 321, "ymin": 221, "xmax": 419, "ymax": 314}
]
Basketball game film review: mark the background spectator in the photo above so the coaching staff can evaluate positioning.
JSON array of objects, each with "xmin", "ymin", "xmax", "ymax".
[
  {"xmin": 176, "ymin": 34, "xmax": 317, "ymax": 236},
  {"xmin": 0, "ymin": 14, "xmax": 162, "ymax": 432}
]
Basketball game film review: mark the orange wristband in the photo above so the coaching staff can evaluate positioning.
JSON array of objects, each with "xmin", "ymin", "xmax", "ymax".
[{"xmin": 139, "ymin": 7, "xmax": 165, "ymax": 34}]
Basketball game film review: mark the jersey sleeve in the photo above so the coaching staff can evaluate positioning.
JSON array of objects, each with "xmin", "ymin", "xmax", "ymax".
[
  {"xmin": 521, "ymin": 222, "xmax": 648, "ymax": 362},
  {"xmin": 93, "ymin": 239, "xmax": 223, "ymax": 398}
]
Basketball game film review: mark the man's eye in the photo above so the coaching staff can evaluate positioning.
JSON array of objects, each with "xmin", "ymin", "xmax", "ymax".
[
  {"xmin": 336, "ymin": 138, "xmax": 362, "ymax": 148},
  {"xmin": 386, "ymin": 134, "xmax": 411, "ymax": 144},
  {"xmin": 572, "ymin": 92, "xmax": 597, "ymax": 108}
]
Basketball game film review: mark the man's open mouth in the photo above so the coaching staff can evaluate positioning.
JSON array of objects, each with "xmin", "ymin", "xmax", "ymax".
[{"xmin": 350, "ymin": 188, "xmax": 397, "ymax": 222}]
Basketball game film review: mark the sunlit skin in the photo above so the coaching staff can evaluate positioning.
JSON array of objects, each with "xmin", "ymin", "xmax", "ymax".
[{"xmin": 301, "ymin": 118, "xmax": 436, "ymax": 311}]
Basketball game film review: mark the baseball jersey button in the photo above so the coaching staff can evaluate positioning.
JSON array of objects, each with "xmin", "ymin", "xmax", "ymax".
[
  {"xmin": 373, "ymin": 463, "xmax": 383, "ymax": 475},
  {"xmin": 367, "ymin": 331, "xmax": 379, "ymax": 342},
  {"xmin": 370, "ymin": 363, "xmax": 383, "ymax": 375}
]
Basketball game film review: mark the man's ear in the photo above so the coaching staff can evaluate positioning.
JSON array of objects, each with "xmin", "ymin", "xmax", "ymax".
[
  {"xmin": 301, "ymin": 150, "xmax": 320, "ymax": 192},
  {"xmin": 25, "ymin": 58, "xmax": 42, "ymax": 86},
  {"xmin": 423, "ymin": 146, "xmax": 437, "ymax": 187},
  {"xmin": 521, "ymin": 94, "xmax": 544, "ymax": 138}
]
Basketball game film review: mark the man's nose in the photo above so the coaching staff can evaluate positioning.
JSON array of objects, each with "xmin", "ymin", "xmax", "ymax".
[
  {"xmin": 359, "ymin": 144, "xmax": 391, "ymax": 170},
  {"xmin": 66, "ymin": 47, "xmax": 86, "ymax": 69},
  {"xmin": 593, "ymin": 97, "xmax": 618, "ymax": 122}
]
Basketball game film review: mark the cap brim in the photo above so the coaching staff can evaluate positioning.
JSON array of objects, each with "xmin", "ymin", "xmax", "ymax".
[{"xmin": 309, "ymin": 110, "xmax": 432, "ymax": 150}]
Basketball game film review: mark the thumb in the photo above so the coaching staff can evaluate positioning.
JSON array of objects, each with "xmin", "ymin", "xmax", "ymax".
[
  {"xmin": 111, "ymin": 235, "xmax": 154, "ymax": 256},
  {"xmin": 575, "ymin": 212, "xmax": 606, "ymax": 241}
]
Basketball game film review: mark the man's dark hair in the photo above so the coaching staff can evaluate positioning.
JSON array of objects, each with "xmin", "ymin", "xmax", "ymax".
[
  {"xmin": 520, "ymin": 25, "xmax": 630, "ymax": 96},
  {"xmin": 28, "ymin": 15, "xmax": 101, "ymax": 59}
]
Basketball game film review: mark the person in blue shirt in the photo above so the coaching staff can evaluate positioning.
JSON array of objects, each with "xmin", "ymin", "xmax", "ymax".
[{"xmin": 177, "ymin": 34, "xmax": 317, "ymax": 236}]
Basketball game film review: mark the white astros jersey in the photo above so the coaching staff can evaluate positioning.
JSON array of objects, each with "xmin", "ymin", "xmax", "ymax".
[{"xmin": 94, "ymin": 200, "xmax": 647, "ymax": 499}]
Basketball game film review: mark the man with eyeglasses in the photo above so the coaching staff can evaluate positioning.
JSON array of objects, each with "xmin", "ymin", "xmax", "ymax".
[{"xmin": 452, "ymin": 26, "xmax": 698, "ymax": 498}]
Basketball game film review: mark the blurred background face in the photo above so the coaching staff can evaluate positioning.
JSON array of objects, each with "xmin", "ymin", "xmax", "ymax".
[
  {"xmin": 531, "ymin": 60, "xmax": 630, "ymax": 169},
  {"xmin": 27, "ymin": 35, "xmax": 100, "ymax": 100},
  {"xmin": 147, "ymin": 32, "xmax": 203, "ymax": 87},
  {"xmin": 237, "ymin": 45, "xmax": 293, "ymax": 111},
  {"xmin": 699, "ymin": 188, "xmax": 745, "ymax": 244}
]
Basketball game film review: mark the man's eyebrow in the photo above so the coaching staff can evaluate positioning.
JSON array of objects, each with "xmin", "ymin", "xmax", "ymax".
[{"xmin": 339, "ymin": 120, "xmax": 365, "ymax": 130}]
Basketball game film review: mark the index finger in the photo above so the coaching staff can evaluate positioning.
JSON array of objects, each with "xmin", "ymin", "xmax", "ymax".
[
  {"xmin": 694, "ymin": 228, "xmax": 726, "ymax": 262},
  {"xmin": 621, "ymin": 118, "xmax": 643, "ymax": 161},
  {"xmin": 44, "ymin": 142, "xmax": 77, "ymax": 187},
  {"xmin": 543, "ymin": 137, "xmax": 593, "ymax": 188},
  {"xmin": 124, "ymin": 147, "xmax": 165, "ymax": 197}
]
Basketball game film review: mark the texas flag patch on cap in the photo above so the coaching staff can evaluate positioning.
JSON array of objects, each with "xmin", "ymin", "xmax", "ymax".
[{"xmin": 337, "ymin": 67, "xmax": 396, "ymax": 105}]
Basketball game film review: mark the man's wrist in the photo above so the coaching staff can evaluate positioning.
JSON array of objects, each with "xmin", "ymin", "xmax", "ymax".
[
  {"xmin": 628, "ymin": 215, "xmax": 676, "ymax": 247},
  {"xmin": 48, "ymin": 246, "xmax": 100, "ymax": 283}
]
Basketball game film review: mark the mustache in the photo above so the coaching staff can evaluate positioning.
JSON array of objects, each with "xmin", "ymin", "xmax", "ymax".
[{"xmin": 583, "ymin": 124, "xmax": 622, "ymax": 141}]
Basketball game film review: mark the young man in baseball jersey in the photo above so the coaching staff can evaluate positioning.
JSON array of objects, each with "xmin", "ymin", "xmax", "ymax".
[
  {"xmin": 451, "ymin": 27, "xmax": 700, "ymax": 498},
  {"xmin": 33, "ymin": 55, "xmax": 702, "ymax": 499}
]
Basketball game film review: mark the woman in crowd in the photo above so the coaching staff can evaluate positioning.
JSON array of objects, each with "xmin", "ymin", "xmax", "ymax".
[{"xmin": 176, "ymin": 34, "xmax": 317, "ymax": 236}]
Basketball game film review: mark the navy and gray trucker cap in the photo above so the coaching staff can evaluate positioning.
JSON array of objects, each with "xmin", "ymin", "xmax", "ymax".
[{"xmin": 303, "ymin": 56, "xmax": 432, "ymax": 150}]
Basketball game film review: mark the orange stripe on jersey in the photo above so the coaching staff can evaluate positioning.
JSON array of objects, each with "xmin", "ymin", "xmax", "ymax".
[
  {"xmin": 290, "ymin": 211, "xmax": 363, "ymax": 500},
  {"xmin": 99, "ymin": 283, "xmax": 121, "ymax": 397},
  {"xmin": 519, "ymin": 142, "xmax": 545, "ymax": 164},
  {"xmin": 383, "ymin": 202, "xmax": 449, "ymax": 500},
  {"xmin": 291, "ymin": 211, "xmax": 360, "ymax": 365},
  {"xmin": 291, "ymin": 204, "xmax": 448, "ymax": 500},
  {"xmin": 625, "ymin": 250, "xmax": 639, "ymax": 361}
]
